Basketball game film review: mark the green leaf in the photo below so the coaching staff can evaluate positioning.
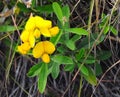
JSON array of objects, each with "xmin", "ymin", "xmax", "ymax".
[
  {"xmin": 27, "ymin": 63, "xmax": 42, "ymax": 77},
  {"xmin": 0, "ymin": 25, "xmax": 17, "ymax": 32},
  {"xmin": 62, "ymin": 5, "xmax": 70, "ymax": 19},
  {"xmin": 96, "ymin": 50, "xmax": 111, "ymax": 60},
  {"xmin": 79, "ymin": 56, "xmax": 96, "ymax": 64},
  {"xmin": 103, "ymin": 25, "xmax": 109, "ymax": 34},
  {"xmin": 57, "ymin": 46, "xmax": 66, "ymax": 54},
  {"xmin": 38, "ymin": 63, "xmax": 48, "ymax": 93},
  {"xmin": 76, "ymin": 48, "xmax": 85, "ymax": 60},
  {"xmin": 61, "ymin": 5, "xmax": 70, "ymax": 28},
  {"xmin": 82, "ymin": 67, "xmax": 97, "ymax": 85},
  {"xmin": 51, "ymin": 62, "xmax": 60, "ymax": 79},
  {"xmin": 77, "ymin": 33, "xmax": 105, "ymax": 49},
  {"xmin": 52, "ymin": 2, "xmax": 63, "ymax": 21},
  {"xmin": 110, "ymin": 26, "xmax": 118, "ymax": 35},
  {"xmin": 65, "ymin": 28, "xmax": 88, "ymax": 35},
  {"xmin": 17, "ymin": 2, "xmax": 30, "ymax": 13},
  {"xmin": 78, "ymin": 64, "xmax": 89, "ymax": 76},
  {"xmin": 51, "ymin": 54, "xmax": 73, "ymax": 64},
  {"xmin": 65, "ymin": 39, "xmax": 76, "ymax": 50},
  {"xmin": 64, "ymin": 64, "xmax": 75, "ymax": 72},
  {"xmin": 36, "ymin": 4, "xmax": 53, "ymax": 13},
  {"xmin": 100, "ymin": 13, "xmax": 109, "ymax": 26},
  {"xmin": 71, "ymin": 35, "xmax": 82, "ymax": 42},
  {"xmin": 95, "ymin": 63, "xmax": 103, "ymax": 76}
]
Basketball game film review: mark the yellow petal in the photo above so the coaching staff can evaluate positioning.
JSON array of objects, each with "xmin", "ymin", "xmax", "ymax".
[
  {"xmin": 29, "ymin": 33, "xmax": 35, "ymax": 48},
  {"xmin": 18, "ymin": 42, "xmax": 31, "ymax": 55},
  {"xmin": 32, "ymin": 42, "xmax": 44, "ymax": 58},
  {"xmin": 43, "ymin": 41, "xmax": 55, "ymax": 54},
  {"xmin": 20, "ymin": 30, "xmax": 29, "ymax": 42},
  {"xmin": 25, "ymin": 16, "xmax": 36, "ymax": 31},
  {"xmin": 33, "ymin": 28, "xmax": 41, "ymax": 38},
  {"xmin": 35, "ymin": 16, "xmax": 44, "ymax": 28},
  {"xmin": 49, "ymin": 26, "xmax": 59, "ymax": 36},
  {"xmin": 21, "ymin": 42, "xmax": 31, "ymax": 51},
  {"xmin": 40, "ymin": 28, "xmax": 51, "ymax": 37},
  {"xmin": 38, "ymin": 20, "xmax": 52, "ymax": 29},
  {"xmin": 18, "ymin": 45, "xmax": 27, "ymax": 54},
  {"xmin": 42, "ymin": 20, "xmax": 52, "ymax": 28},
  {"xmin": 41, "ymin": 53, "xmax": 50, "ymax": 63}
]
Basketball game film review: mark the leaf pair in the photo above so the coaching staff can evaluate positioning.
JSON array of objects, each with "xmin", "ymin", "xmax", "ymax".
[{"xmin": 27, "ymin": 63, "xmax": 48, "ymax": 93}]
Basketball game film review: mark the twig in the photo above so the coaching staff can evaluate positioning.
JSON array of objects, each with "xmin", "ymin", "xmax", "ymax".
[
  {"xmin": 90, "ymin": 60, "xmax": 120, "ymax": 97},
  {"xmin": 70, "ymin": 0, "xmax": 81, "ymax": 15}
]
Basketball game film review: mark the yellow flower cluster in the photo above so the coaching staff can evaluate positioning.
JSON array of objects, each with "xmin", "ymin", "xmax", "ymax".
[{"xmin": 18, "ymin": 16, "xmax": 59, "ymax": 63}]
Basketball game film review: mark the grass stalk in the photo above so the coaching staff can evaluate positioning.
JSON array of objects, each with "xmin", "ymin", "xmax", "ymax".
[{"xmin": 78, "ymin": 75, "xmax": 83, "ymax": 97}]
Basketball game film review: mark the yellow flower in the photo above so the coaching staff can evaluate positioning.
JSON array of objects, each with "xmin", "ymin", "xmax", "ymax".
[
  {"xmin": 39, "ymin": 20, "xmax": 52, "ymax": 28},
  {"xmin": 49, "ymin": 26, "xmax": 59, "ymax": 36},
  {"xmin": 32, "ymin": 41, "xmax": 55, "ymax": 63},
  {"xmin": 20, "ymin": 30, "xmax": 29, "ymax": 42},
  {"xmin": 35, "ymin": 17, "xmax": 52, "ymax": 29},
  {"xmin": 40, "ymin": 28, "xmax": 51, "ymax": 37},
  {"xmin": 41, "ymin": 53, "xmax": 50, "ymax": 63},
  {"xmin": 33, "ymin": 28, "xmax": 41, "ymax": 38},
  {"xmin": 43, "ymin": 41, "xmax": 56, "ymax": 54},
  {"xmin": 25, "ymin": 16, "xmax": 36, "ymax": 31},
  {"xmin": 29, "ymin": 32, "xmax": 36, "ymax": 47},
  {"xmin": 20, "ymin": 16, "xmax": 59, "ymax": 43},
  {"xmin": 18, "ymin": 15, "xmax": 59, "ymax": 58},
  {"xmin": 40, "ymin": 26, "xmax": 59, "ymax": 37},
  {"xmin": 32, "ymin": 42, "xmax": 44, "ymax": 58},
  {"xmin": 18, "ymin": 42, "xmax": 31, "ymax": 54},
  {"xmin": 34, "ymin": 16, "xmax": 44, "ymax": 28}
]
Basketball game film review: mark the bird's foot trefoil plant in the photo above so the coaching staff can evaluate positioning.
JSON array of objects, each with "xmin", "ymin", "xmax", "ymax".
[{"xmin": 16, "ymin": 2, "xmax": 112, "ymax": 94}]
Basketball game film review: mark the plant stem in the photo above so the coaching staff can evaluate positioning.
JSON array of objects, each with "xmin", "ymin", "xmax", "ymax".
[
  {"xmin": 78, "ymin": 75, "xmax": 83, "ymax": 97},
  {"xmin": 88, "ymin": 0, "xmax": 94, "ymax": 48},
  {"xmin": 54, "ymin": 29, "xmax": 63, "ymax": 45}
]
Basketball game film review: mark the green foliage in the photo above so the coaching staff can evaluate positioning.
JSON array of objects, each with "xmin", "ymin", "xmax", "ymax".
[
  {"xmin": 65, "ymin": 39, "xmax": 76, "ymax": 50},
  {"xmin": 35, "ymin": 4, "xmax": 53, "ymax": 13},
  {"xmin": 100, "ymin": 13, "xmax": 118, "ymax": 35},
  {"xmin": 65, "ymin": 28, "xmax": 88, "ymax": 35},
  {"xmin": 95, "ymin": 63, "xmax": 103, "ymax": 76},
  {"xmin": 2, "ymin": 1, "xmax": 115, "ymax": 95},
  {"xmin": 96, "ymin": 50, "xmax": 111, "ymax": 60},
  {"xmin": 62, "ymin": 5, "xmax": 70, "ymax": 20},
  {"xmin": 52, "ymin": 2, "xmax": 63, "ymax": 21},
  {"xmin": 79, "ymin": 56, "xmax": 96, "ymax": 64},
  {"xmin": 76, "ymin": 48, "xmax": 85, "ymax": 60},
  {"xmin": 77, "ymin": 33, "xmax": 105, "ymax": 49},
  {"xmin": 51, "ymin": 62, "xmax": 60, "ymax": 79},
  {"xmin": 51, "ymin": 54, "xmax": 73, "ymax": 64},
  {"xmin": 17, "ymin": 2, "xmax": 31, "ymax": 13},
  {"xmin": 27, "ymin": 62, "xmax": 42, "ymax": 77},
  {"xmin": 64, "ymin": 64, "xmax": 75, "ymax": 72},
  {"xmin": 82, "ymin": 67, "xmax": 97, "ymax": 85},
  {"xmin": 78, "ymin": 64, "xmax": 89, "ymax": 76},
  {"xmin": 25, "ymin": 2, "xmax": 107, "ymax": 93},
  {"xmin": 38, "ymin": 63, "xmax": 48, "ymax": 93},
  {"xmin": 0, "ymin": 25, "xmax": 17, "ymax": 32}
]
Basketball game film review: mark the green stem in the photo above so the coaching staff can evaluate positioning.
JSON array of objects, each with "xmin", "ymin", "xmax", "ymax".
[
  {"xmin": 6, "ymin": 48, "xmax": 16, "ymax": 80},
  {"xmin": 88, "ymin": 0, "xmax": 94, "ymax": 48},
  {"xmin": 78, "ymin": 75, "xmax": 83, "ymax": 97},
  {"xmin": 54, "ymin": 29, "xmax": 63, "ymax": 45}
]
